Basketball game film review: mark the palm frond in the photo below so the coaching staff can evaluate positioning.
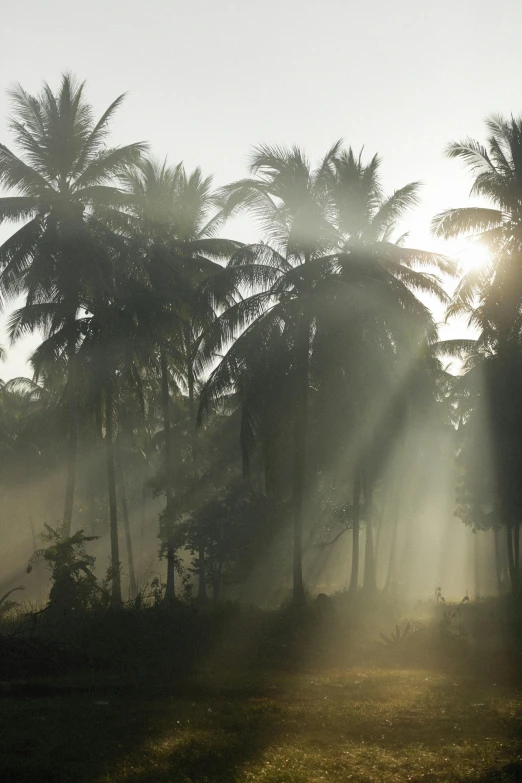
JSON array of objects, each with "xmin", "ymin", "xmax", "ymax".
[{"xmin": 431, "ymin": 207, "xmax": 504, "ymax": 239}]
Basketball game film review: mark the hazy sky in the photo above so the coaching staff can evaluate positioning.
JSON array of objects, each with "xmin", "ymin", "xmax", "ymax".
[{"xmin": 1, "ymin": 0, "xmax": 521, "ymax": 378}]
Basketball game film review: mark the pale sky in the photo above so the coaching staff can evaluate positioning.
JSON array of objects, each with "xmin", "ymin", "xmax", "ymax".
[{"xmin": 1, "ymin": 0, "xmax": 521, "ymax": 378}]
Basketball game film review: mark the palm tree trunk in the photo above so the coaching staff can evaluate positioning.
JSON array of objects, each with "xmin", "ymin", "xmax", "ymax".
[
  {"xmin": 362, "ymin": 471, "xmax": 376, "ymax": 594},
  {"xmin": 140, "ymin": 485, "xmax": 147, "ymax": 540},
  {"xmin": 349, "ymin": 470, "xmax": 361, "ymax": 594},
  {"xmin": 87, "ymin": 476, "xmax": 97, "ymax": 536},
  {"xmin": 160, "ymin": 346, "xmax": 176, "ymax": 602},
  {"xmin": 373, "ymin": 485, "xmax": 386, "ymax": 580},
  {"xmin": 27, "ymin": 511, "xmax": 37, "ymax": 554},
  {"xmin": 186, "ymin": 326, "xmax": 207, "ymax": 605},
  {"xmin": 116, "ymin": 445, "xmax": 137, "ymax": 599},
  {"xmin": 197, "ymin": 541, "xmax": 208, "ymax": 603},
  {"xmin": 512, "ymin": 523, "xmax": 520, "ymax": 596},
  {"xmin": 384, "ymin": 508, "xmax": 400, "ymax": 594},
  {"xmin": 291, "ymin": 305, "xmax": 311, "ymax": 605},
  {"xmin": 473, "ymin": 529, "xmax": 480, "ymax": 599},
  {"xmin": 292, "ymin": 414, "xmax": 306, "ymax": 604},
  {"xmin": 506, "ymin": 523, "xmax": 519, "ymax": 596},
  {"xmin": 63, "ymin": 336, "xmax": 78, "ymax": 536},
  {"xmin": 186, "ymin": 325, "xmax": 196, "ymax": 425},
  {"xmin": 104, "ymin": 381, "xmax": 122, "ymax": 607},
  {"xmin": 212, "ymin": 577, "xmax": 221, "ymax": 602},
  {"xmin": 493, "ymin": 526, "xmax": 503, "ymax": 595}
]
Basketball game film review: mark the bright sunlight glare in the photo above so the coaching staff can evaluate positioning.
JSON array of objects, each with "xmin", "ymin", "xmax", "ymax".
[{"xmin": 458, "ymin": 241, "xmax": 491, "ymax": 273}]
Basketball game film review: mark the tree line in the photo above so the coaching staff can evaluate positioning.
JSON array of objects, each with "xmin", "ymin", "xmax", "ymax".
[{"xmin": 0, "ymin": 75, "xmax": 520, "ymax": 608}]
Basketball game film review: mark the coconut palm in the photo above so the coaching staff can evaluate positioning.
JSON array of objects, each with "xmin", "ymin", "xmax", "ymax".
[
  {"xmin": 122, "ymin": 157, "xmax": 240, "ymax": 601},
  {"xmin": 432, "ymin": 114, "xmax": 522, "ymax": 338},
  {"xmin": 0, "ymin": 73, "xmax": 146, "ymax": 536},
  {"xmin": 74, "ymin": 271, "xmax": 156, "ymax": 606},
  {"xmin": 327, "ymin": 148, "xmax": 455, "ymax": 593},
  {"xmin": 197, "ymin": 142, "xmax": 355, "ymax": 603},
  {"xmin": 437, "ymin": 305, "xmax": 522, "ymax": 596},
  {"xmin": 432, "ymin": 116, "xmax": 522, "ymax": 595}
]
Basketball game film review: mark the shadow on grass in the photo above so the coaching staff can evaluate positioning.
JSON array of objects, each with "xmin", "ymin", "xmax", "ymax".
[
  {"xmin": 2, "ymin": 597, "xmax": 522, "ymax": 782},
  {"xmin": 0, "ymin": 677, "xmax": 286, "ymax": 783},
  {"xmin": 463, "ymin": 761, "xmax": 522, "ymax": 782}
]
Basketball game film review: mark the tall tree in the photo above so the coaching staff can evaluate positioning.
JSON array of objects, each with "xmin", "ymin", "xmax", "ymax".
[
  {"xmin": 123, "ymin": 158, "xmax": 239, "ymax": 601},
  {"xmin": 315, "ymin": 147, "xmax": 453, "ymax": 594},
  {"xmin": 198, "ymin": 143, "xmax": 346, "ymax": 603},
  {"xmin": 433, "ymin": 115, "xmax": 522, "ymax": 596},
  {"xmin": 0, "ymin": 74, "xmax": 145, "ymax": 535}
]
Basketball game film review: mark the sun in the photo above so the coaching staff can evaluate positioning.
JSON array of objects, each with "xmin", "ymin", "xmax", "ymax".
[{"xmin": 458, "ymin": 241, "xmax": 491, "ymax": 274}]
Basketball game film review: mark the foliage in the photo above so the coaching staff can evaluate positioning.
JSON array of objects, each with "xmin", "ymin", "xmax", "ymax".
[
  {"xmin": 27, "ymin": 523, "xmax": 102, "ymax": 611},
  {"xmin": 0, "ymin": 585, "xmax": 24, "ymax": 618}
]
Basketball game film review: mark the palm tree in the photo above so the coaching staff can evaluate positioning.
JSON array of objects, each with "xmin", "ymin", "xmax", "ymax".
[
  {"xmin": 432, "ymin": 115, "xmax": 522, "ymax": 596},
  {"xmin": 197, "ymin": 143, "xmax": 348, "ymax": 603},
  {"xmin": 122, "ymin": 157, "xmax": 239, "ymax": 601},
  {"xmin": 432, "ymin": 114, "xmax": 522, "ymax": 339},
  {"xmin": 0, "ymin": 73, "xmax": 146, "ymax": 536},
  {"xmin": 328, "ymin": 148, "xmax": 454, "ymax": 593},
  {"xmin": 76, "ymin": 272, "xmax": 155, "ymax": 606},
  {"xmin": 438, "ymin": 309, "xmax": 522, "ymax": 596}
]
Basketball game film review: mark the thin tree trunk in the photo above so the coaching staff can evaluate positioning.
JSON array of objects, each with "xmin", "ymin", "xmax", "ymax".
[
  {"xmin": 197, "ymin": 541, "xmax": 208, "ymax": 603},
  {"xmin": 105, "ymin": 381, "xmax": 122, "ymax": 607},
  {"xmin": 27, "ymin": 511, "xmax": 37, "ymax": 553},
  {"xmin": 140, "ymin": 485, "xmax": 146, "ymax": 540},
  {"xmin": 292, "ymin": 413, "xmax": 306, "ymax": 604},
  {"xmin": 292, "ymin": 305, "xmax": 310, "ymax": 606},
  {"xmin": 212, "ymin": 564, "xmax": 222, "ymax": 602},
  {"xmin": 63, "ymin": 335, "xmax": 78, "ymax": 536},
  {"xmin": 511, "ymin": 522, "xmax": 520, "ymax": 596},
  {"xmin": 373, "ymin": 484, "xmax": 387, "ymax": 580},
  {"xmin": 363, "ymin": 471, "xmax": 376, "ymax": 594},
  {"xmin": 493, "ymin": 526, "xmax": 503, "ymax": 595},
  {"xmin": 473, "ymin": 530, "xmax": 480, "ymax": 600},
  {"xmin": 186, "ymin": 331, "xmax": 207, "ymax": 604},
  {"xmin": 186, "ymin": 325, "xmax": 196, "ymax": 425},
  {"xmin": 506, "ymin": 523, "xmax": 519, "ymax": 596},
  {"xmin": 160, "ymin": 346, "xmax": 176, "ymax": 602},
  {"xmin": 349, "ymin": 470, "xmax": 361, "ymax": 594},
  {"xmin": 87, "ymin": 476, "xmax": 97, "ymax": 536},
  {"xmin": 384, "ymin": 505, "xmax": 400, "ymax": 594},
  {"xmin": 185, "ymin": 326, "xmax": 207, "ymax": 605},
  {"xmin": 116, "ymin": 445, "xmax": 137, "ymax": 599}
]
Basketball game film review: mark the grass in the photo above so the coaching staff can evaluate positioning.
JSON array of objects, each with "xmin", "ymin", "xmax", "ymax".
[
  {"xmin": 1, "ymin": 667, "xmax": 521, "ymax": 782},
  {"xmin": 2, "ymin": 596, "xmax": 521, "ymax": 781}
]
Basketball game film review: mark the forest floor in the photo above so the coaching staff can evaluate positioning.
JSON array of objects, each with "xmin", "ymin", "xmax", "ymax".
[{"xmin": 1, "ymin": 665, "xmax": 522, "ymax": 782}]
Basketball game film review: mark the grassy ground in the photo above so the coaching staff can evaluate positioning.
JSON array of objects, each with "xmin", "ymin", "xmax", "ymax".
[{"xmin": 1, "ymin": 666, "xmax": 521, "ymax": 782}]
